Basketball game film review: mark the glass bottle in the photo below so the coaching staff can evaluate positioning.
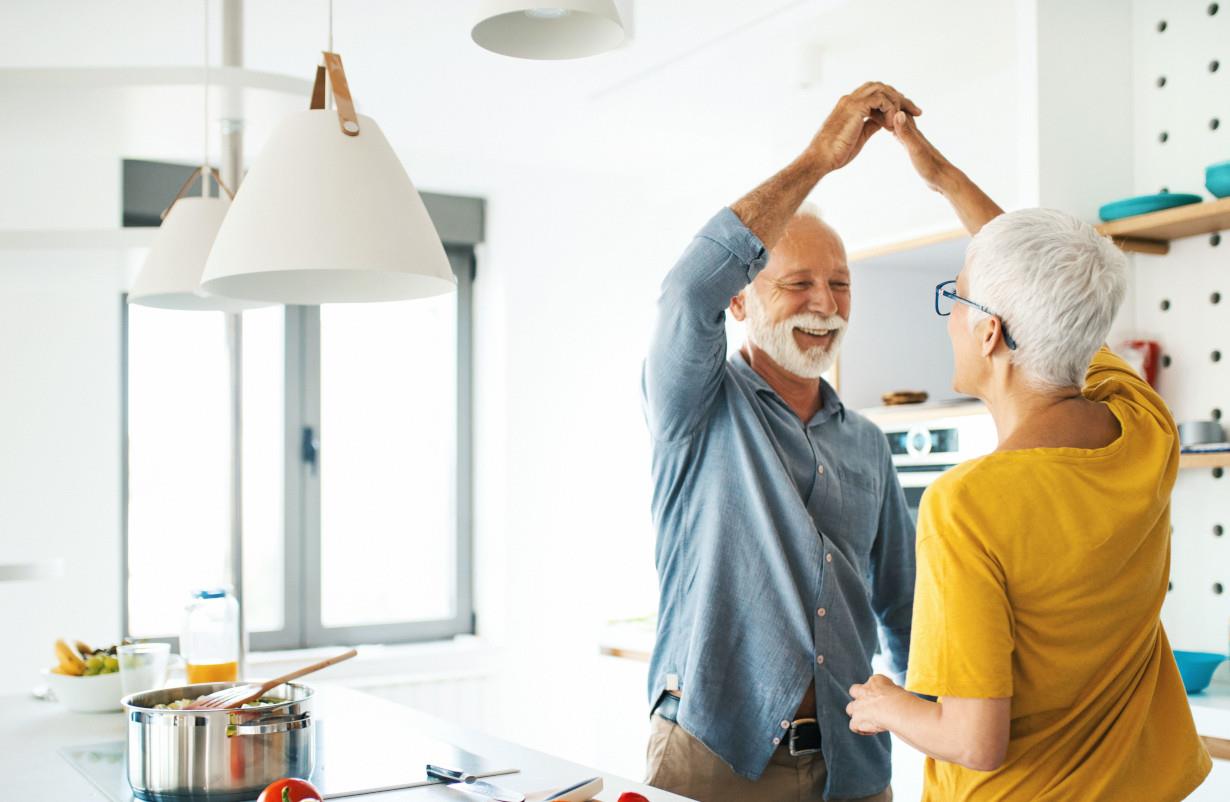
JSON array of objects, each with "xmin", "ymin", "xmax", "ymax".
[{"xmin": 182, "ymin": 588, "xmax": 240, "ymax": 683}]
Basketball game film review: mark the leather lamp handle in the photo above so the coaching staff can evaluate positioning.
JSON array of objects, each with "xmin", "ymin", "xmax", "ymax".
[{"xmin": 322, "ymin": 51, "xmax": 360, "ymax": 137}]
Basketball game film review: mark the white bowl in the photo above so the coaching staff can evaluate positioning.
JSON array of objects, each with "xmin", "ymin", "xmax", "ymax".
[{"xmin": 42, "ymin": 668, "xmax": 123, "ymax": 713}]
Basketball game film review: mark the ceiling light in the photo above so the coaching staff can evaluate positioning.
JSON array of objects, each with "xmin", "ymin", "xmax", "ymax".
[
  {"xmin": 129, "ymin": 175, "xmax": 264, "ymax": 311},
  {"xmin": 199, "ymin": 52, "xmax": 455, "ymax": 305},
  {"xmin": 472, "ymin": 0, "xmax": 626, "ymax": 60},
  {"xmin": 129, "ymin": 0, "xmax": 268, "ymax": 312}
]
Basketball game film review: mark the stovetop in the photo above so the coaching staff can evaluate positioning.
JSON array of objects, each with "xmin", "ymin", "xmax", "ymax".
[{"xmin": 61, "ymin": 718, "xmax": 516, "ymax": 801}]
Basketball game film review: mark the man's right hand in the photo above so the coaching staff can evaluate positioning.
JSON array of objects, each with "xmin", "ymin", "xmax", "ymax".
[{"xmin": 806, "ymin": 82, "xmax": 922, "ymax": 174}]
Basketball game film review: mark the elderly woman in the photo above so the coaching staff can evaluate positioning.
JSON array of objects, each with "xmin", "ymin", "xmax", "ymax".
[{"xmin": 844, "ymin": 111, "xmax": 1212, "ymax": 800}]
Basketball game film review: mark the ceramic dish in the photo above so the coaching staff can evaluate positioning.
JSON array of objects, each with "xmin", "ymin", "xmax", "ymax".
[
  {"xmin": 1173, "ymin": 650, "xmax": 1226, "ymax": 694},
  {"xmin": 1098, "ymin": 192, "xmax": 1202, "ymax": 222},
  {"xmin": 1207, "ymin": 160, "xmax": 1230, "ymax": 198}
]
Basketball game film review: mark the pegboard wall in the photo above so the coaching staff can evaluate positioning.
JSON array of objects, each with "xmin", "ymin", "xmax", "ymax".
[{"xmin": 1131, "ymin": 0, "xmax": 1229, "ymax": 654}]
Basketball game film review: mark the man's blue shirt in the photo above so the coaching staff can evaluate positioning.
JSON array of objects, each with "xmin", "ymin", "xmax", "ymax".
[{"xmin": 642, "ymin": 208, "xmax": 915, "ymax": 799}]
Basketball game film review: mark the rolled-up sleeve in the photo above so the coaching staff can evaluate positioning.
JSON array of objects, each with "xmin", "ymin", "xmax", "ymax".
[{"xmin": 643, "ymin": 207, "xmax": 768, "ymax": 442}]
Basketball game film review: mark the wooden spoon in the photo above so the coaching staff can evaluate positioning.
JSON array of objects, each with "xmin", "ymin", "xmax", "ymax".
[{"xmin": 184, "ymin": 648, "xmax": 357, "ymax": 710}]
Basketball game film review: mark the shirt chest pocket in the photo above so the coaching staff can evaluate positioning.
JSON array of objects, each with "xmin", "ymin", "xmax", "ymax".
[{"xmin": 835, "ymin": 469, "xmax": 880, "ymax": 566}]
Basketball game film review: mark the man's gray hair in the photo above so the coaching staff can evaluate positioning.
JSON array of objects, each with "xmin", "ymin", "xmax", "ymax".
[
  {"xmin": 796, "ymin": 201, "xmax": 823, "ymax": 222},
  {"xmin": 965, "ymin": 208, "xmax": 1127, "ymax": 390}
]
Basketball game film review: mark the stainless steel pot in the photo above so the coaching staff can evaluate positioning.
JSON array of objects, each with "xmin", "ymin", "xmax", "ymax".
[
  {"xmin": 1179, "ymin": 419, "xmax": 1227, "ymax": 447},
  {"xmin": 122, "ymin": 681, "xmax": 315, "ymax": 802}
]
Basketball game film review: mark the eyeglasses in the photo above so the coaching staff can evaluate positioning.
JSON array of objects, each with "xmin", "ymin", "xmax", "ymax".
[{"xmin": 934, "ymin": 279, "xmax": 1018, "ymax": 351}]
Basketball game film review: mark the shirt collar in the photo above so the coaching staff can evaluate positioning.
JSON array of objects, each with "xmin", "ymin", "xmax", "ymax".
[{"xmin": 729, "ymin": 351, "xmax": 847, "ymax": 425}]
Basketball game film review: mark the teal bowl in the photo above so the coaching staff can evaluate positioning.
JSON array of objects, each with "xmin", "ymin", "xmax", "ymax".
[
  {"xmin": 1207, "ymin": 160, "xmax": 1230, "ymax": 198},
  {"xmin": 1098, "ymin": 193, "xmax": 1203, "ymax": 222},
  {"xmin": 1174, "ymin": 650, "xmax": 1226, "ymax": 694}
]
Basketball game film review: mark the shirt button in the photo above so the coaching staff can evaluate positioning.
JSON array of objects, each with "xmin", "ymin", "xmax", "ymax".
[
  {"xmin": 817, "ymin": 465, "xmax": 825, "ymax": 476},
  {"xmin": 772, "ymin": 737, "xmax": 781, "ymax": 745},
  {"xmin": 825, "ymin": 553, "xmax": 833, "ymax": 563},
  {"xmin": 817, "ymin": 608, "xmax": 827, "ymax": 617},
  {"xmin": 780, "ymin": 720, "xmax": 790, "ymax": 729},
  {"xmin": 816, "ymin": 655, "xmax": 825, "ymax": 666}
]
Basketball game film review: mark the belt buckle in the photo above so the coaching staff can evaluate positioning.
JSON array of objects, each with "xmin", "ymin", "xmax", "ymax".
[{"xmin": 787, "ymin": 717, "xmax": 821, "ymax": 757}]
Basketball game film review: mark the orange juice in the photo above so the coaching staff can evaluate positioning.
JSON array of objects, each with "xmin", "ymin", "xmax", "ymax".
[{"xmin": 186, "ymin": 661, "xmax": 239, "ymax": 683}]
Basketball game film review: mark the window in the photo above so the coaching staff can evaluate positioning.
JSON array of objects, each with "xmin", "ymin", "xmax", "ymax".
[{"xmin": 123, "ymin": 248, "xmax": 475, "ymax": 649}]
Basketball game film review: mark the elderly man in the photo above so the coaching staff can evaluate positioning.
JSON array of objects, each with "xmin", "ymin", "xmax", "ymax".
[{"xmin": 641, "ymin": 83, "xmax": 919, "ymax": 802}]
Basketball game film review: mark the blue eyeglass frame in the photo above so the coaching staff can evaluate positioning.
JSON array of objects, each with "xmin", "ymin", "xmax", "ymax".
[{"xmin": 934, "ymin": 279, "xmax": 1018, "ymax": 351}]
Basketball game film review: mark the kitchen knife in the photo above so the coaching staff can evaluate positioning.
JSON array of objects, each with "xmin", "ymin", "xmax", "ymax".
[{"xmin": 426, "ymin": 764, "xmax": 526, "ymax": 802}]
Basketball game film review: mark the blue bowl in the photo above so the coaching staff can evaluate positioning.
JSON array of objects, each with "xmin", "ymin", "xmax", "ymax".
[
  {"xmin": 1098, "ymin": 193, "xmax": 1203, "ymax": 222},
  {"xmin": 1174, "ymin": 650, "xmax": 1226, "ymax": 694},
  {"xmin": 1207, "ymin": 160, "xmax": 1230, "ymax": 198}
]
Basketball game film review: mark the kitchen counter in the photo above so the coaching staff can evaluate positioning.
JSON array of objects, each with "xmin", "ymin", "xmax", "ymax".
[
  {"xmin": 0, "ymin": 683, "xmax": 692, "ymax": 801},
  {"xmin": 1190, "ymin": 679, "xmax": 1230, "ymax": 744}
]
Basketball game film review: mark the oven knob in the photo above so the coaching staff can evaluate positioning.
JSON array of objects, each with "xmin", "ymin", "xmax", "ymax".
[{"xmin": 906, "ymin": 425, "xmax": 932, "ymax": 456}]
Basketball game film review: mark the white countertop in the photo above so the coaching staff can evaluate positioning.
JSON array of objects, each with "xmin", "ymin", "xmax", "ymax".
[
  {"xmin": 0, "ymin": 683, "xmax": 692, "ymax": 802},
  {"xmin": 1189, "ymin": 679, "xmax": 1230, "ymax": 741}
]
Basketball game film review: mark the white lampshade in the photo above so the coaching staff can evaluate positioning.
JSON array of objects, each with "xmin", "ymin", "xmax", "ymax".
[
  {"xmin": 129, "ymin": 196, "xmax": 268, "ymax": 311},
  {"xmin": 201, "ymin": 110, "xmax": 455, "ymax": 305},
  {"xmin": 472, "ymin": 0, "xmax": 626, "ymax": 60}
]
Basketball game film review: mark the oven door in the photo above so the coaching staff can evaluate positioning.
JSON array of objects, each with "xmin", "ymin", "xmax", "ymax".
[{"xmin": 894, "ymin": 466, "xmax": 954, "ymax": 523}]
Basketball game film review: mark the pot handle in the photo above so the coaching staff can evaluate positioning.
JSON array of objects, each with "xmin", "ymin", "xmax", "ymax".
[{"xmin": 228, "ymin": 714, "xmax": 312, "ymax": 736}]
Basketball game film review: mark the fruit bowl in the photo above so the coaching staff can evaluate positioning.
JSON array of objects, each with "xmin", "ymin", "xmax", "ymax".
[{"xmin": 43, "ymin": 668, "xmax": 123, "ymax": 712}]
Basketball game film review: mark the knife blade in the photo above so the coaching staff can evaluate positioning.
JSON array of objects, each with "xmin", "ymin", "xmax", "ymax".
[{"xmin": 447, "ymin": 777, "xmax": 526, "ymax": 802}]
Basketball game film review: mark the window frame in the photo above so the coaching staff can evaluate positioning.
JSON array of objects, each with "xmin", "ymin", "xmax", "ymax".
[{"xmin": 121, "ymin": 187, "xmax": 482, "ymax": 650}]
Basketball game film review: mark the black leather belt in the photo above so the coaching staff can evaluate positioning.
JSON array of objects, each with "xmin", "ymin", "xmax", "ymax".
[
  {"xmin": 655, "ymin": 693, "xmax": 821, "ymax": 757},
  {"xmin": 787, "ymin": 717, "xmax": 822, "ymax": 756}
]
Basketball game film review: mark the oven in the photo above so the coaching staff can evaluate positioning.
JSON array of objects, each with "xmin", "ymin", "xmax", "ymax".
[{"xmin": 862, "ymin": 401, "xmax": 997, "ymax": 523}]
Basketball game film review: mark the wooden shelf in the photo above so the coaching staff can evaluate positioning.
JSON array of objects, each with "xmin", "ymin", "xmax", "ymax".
[
  {"xmin": 1179, "ymin": 452, "xmax": 1230, "ymax": 470},
  {"xmin": 1095, "ymin": 196, "xmax": 1230, "ymax": 255},
  {"xmin": 848, "ymin": 228, "xmax": 968, "ymax": 264},
  {"xmin": 848, "ymin": 196, "xmax": 1229, "ymax": 263}
]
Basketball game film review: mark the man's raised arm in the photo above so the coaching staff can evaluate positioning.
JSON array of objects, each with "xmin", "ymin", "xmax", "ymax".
[{"xmin": 643, "ymin": 83, "xmax": 920, "ymax": 442}]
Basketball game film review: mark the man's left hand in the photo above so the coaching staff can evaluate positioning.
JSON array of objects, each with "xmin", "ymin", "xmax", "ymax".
[{"xmin": 847, "ymin": 674, "xmax": 903, "ymax": 735}]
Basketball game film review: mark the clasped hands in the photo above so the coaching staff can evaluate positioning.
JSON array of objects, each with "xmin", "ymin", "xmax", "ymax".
[{"xmin": 809, "ymin": 81, "xmax": 952, "ymax": 193}]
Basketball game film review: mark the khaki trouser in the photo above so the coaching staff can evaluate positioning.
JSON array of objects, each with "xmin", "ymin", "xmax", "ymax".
[{"xmin": 645, "ymin": 714, "xmax": 893, "ymax": 802}]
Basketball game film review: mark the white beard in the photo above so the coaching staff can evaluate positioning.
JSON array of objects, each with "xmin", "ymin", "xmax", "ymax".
[{"xmin": 743, "ymin": 284, "xmax": 847, "ymax": 379}]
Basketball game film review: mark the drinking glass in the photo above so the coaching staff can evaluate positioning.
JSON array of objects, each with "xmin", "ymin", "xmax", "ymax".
[{"xmin": 119, "ymin": 642, "xmax": 171, "ymax": 697}]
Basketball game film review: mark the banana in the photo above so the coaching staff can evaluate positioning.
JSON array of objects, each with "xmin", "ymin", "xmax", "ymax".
[
  {"xmin": 54, "ymin": 638, "xmax": 86, "ymax": 676},
  {"xmin": 74, "ymin": 639, "xmax": 93, "ymax": 657}
]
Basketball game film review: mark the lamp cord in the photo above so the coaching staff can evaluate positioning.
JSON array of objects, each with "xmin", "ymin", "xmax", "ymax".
[
  {"xmin": 326, "ymin": 0, "xmax": 334, "ymax": 110},
  {"xmin": 202, "ymin": 0, "xmax": 211, "ymax": 196}
]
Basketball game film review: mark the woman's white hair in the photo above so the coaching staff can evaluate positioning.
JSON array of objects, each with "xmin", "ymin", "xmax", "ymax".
[{"xmin": 965, "ymin": 208, "xmax": 1127, "ymax": 390}]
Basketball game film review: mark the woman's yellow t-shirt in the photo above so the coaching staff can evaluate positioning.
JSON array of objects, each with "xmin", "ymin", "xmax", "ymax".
[{"xmin": 906, "ymin": 347, "xmax": 1211, "ymax": 801}]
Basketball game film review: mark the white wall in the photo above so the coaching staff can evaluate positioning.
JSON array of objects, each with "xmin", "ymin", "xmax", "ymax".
[
  {"xmin": 0, "ymin": 254, "xmax": 125, "ymax": 688},
  {"xmin": 1129, "ymin": 0, "xmax": 1230, "ymax": 661}
]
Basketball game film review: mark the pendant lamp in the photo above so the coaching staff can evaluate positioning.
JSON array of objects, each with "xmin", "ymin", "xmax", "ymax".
[
  {"xmin": 200, "ymin": 52, "xmax": 454, "ymax": 305},
  {"xmin": 471, "ymin": 0, "xmax": 626, "ymax": 60},
  {"xmin": 129, "ymin": 0, "xmax": 267, "ymax": 312}
]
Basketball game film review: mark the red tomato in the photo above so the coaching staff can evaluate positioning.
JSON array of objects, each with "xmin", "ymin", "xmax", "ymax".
[
  {"xmin": 617, "ymin": 794, "xmax": 650, "ymax": 802},
  {"xmin": 257, "ymin": 778, "xmax": 323, "ymax": 802}
]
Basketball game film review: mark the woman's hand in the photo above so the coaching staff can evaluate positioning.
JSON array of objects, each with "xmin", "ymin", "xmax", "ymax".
[
  {"xmin": 847, "ymin": 674, "xmax": 906, "ymax": 735},
  {"xmin": 889, "ymin": 111, "xmax": 954, "ymax": 193},
  {"xmin": 889, "ymin": 110, "xmax": 1004, "ymax": 234}
]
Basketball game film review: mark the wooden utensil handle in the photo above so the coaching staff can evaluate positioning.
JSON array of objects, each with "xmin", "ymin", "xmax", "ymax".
[{"xmin": 259, "ymin": 648, "xmax": 358, "ymax": 694}]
